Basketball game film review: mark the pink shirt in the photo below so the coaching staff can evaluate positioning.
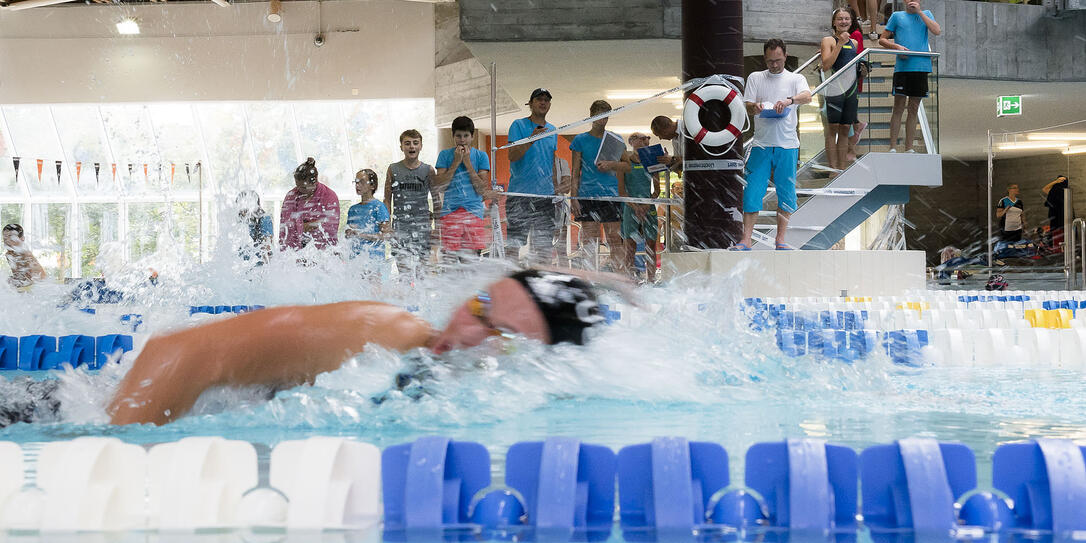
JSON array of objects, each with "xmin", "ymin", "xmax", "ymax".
[{"xmin": 279, "ymin": 182, "xmax": 340, "ymax": 250}]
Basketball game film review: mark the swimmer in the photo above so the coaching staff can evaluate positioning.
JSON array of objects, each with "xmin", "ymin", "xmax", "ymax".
[{"xmin": 104, "ymin": 269, "xmax": 604, "ymax": 426}]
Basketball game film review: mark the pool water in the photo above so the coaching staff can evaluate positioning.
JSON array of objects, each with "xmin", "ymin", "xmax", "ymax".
[{"xmin": 1, "ymin": 252, "xmax": 1085, "ymax": 541}]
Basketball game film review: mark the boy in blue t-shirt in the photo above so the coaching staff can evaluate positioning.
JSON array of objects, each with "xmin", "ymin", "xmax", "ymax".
[
  {"xmin": 433, "ymin": 116, "xmax": 492, "ymax": 260},
  {"xmin": 878, "ymin": 0, "xmax": 940, "ymax": 152},
  {"xmin": 345, "ymin": 168, "xmax": 391, "ymax": 262},
  {"xmin": 570, "ymin": 99, "xmax": 625, "ymax": 271}
]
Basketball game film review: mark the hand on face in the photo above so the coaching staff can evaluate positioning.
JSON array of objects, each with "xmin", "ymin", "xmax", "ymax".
[{"xmin": 906, "ymin": 1, "xmax": 920, "ymax": 12}]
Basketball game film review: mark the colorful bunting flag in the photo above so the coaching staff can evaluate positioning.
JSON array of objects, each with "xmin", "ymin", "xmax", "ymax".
[
  {"xmin": 112, "ymin": 163, "xmax": 117, "ymax": 184},
  {"xmin": 55, "ymin": 160, "xmax": 62, "ymax": 185},
  {"xmin": 170, "ymin": 163, "xmax": 176, "ymax": 187},
  {"xmin": 12, "ymin": 157, "xmax": 19, "ymax": 183},
  {"xmin": 36, "ymin": 159, "xmax": 43, "ymax": 183},
  {"xmin": 143, "ymin": 163, "xmax": 148, "ymax": 184},
  {"xmin": 94, "ymin": 162, "xmax": 101, "ymax": 186},
  {"xmin": 76, "ymin": 161, "xmax": 82, "ymax": 183}
]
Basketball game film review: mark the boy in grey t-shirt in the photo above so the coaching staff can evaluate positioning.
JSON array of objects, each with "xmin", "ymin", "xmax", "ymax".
[{"xmin": 384, "ymin": 129, "xmax": 439, "ymax": 273}]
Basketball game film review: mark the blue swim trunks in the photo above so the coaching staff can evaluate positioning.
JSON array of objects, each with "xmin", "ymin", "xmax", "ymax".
[{"xmin": 744, "ymin": 146, "xmax": 799, "ymax": 214}]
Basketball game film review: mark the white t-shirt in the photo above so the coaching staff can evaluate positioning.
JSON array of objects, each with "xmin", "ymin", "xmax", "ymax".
[{"xmin": 743, "ymin": 69, "xmax": 810, "ymax": 149}]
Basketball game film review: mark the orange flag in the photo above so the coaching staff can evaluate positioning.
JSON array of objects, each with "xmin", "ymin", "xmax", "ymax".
[
  {"xmin": 76, "ymin": 161, "xmax": 82, "ymax": 183},
  {"xmin": 112, "ymin": 163, "xmax": 117, "ymax": 183},
  {"xmin": 143, "ymin": 163, "xmax": 148, "ymax": 184},
  {"xmin": 36, "ymin": 159, "xmax": 43, "ymax": 183},
  {"xmin": 170, "ymin": 163, "xmax": 176, "ymax": 186}
]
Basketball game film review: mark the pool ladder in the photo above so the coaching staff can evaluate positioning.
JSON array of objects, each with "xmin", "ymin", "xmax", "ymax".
[{"xmin": 1067, "ymin": 217, "xmax": 1086, "ymax": 289}]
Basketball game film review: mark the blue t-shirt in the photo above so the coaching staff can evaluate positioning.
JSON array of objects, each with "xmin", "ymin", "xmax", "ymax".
[
  {"xmin": 436, "ymin": 147, "xmax": 490, "ymax": 219},
  {"xmin": 346, "ymin": 199, "xmax": 390, "ymax": 258},
  {"xmin": 241, "ymin": 215, "xmax": 274, "ymax": 264},
  {"xmin": 569, "ymin": 132, "xmax": 619, "ymax": 198},
  {"xmin": 508, "ymin": 117, "xmax": 557, "ymax": 195},
  {"xmin": 885, "ymin": 10, "xmax": 935, "ymax": 73}
]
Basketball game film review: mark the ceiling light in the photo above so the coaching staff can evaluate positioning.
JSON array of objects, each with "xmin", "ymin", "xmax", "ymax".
[
  {"xmin": 267, "ymin": 0, "xmax": 281, "ymax": 22},
  {"xmin": 1027, "ymin": 133, "xmax": 1086, "ymax": 141},
  {"xmin": 1064, "ymin": 145, "xmax": 1086, "ymax": 155},
  {"xmin": 997, "ymin": 141, "xmax": 1069, "ymax": 151},
  {"xmin": 116, "ymin": 18, "xmax": 140, "ymax": 35}
]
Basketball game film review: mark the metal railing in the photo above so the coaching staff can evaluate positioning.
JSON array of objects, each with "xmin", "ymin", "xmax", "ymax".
[{"xmin": 1069, "ymin": 218, "xmax": 1085, "ymax": 289}]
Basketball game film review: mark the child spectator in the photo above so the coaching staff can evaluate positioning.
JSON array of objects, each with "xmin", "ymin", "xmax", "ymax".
[
  {"xmin": 878, "ymin": 0, "xmax": 940, "ymax": 153},
  {"xmin": 570, "ymin": 100, "xmax": 624, "ymax": 271},
  {"xmin": 235, "ymin": 190, "xmax": 273, "ymax": 266},
  {"xmin": 617, "ymin": 133, "xmax": 660, "ymax": 282},
  {"xmin": 433, "ymin": 116, "xmax": 492, "ymax": 261},
  {"xmin": 345, "ymin": 168, "xmax": 391, "ymax": 262},
  {"xmin": 384, "ymin": 129, "xmax": 438, "ymax": 270}
]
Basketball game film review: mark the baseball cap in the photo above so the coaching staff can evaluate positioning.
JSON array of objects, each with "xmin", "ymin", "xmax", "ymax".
[{"xmin": 526, "ymin": 88, "xmax": 553, "ymax": 104}]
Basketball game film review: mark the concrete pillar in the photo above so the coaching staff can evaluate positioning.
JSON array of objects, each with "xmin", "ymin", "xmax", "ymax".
[{"xmin": 682, "ymin": 0, "xmax": 744, "ymax": 249}]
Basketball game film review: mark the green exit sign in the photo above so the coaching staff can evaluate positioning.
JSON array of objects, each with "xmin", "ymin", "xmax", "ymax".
[{"xmin": 998, "ymin": 95, "xmax": 1022, "ymax": 117}]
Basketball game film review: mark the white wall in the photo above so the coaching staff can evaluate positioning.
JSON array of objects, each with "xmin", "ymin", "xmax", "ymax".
[{"xmin": 0, "ymin": 0, "xmax": 436, "ymax": 103}]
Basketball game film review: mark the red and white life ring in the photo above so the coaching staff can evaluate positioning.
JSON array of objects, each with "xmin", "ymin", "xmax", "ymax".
[{"xmin": 683, "ymin": 85, "xmax": 747, "ymax": 148}]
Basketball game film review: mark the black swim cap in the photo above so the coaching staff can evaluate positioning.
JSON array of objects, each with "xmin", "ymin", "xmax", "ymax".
[
  {"xmin": 509, "ymin": 270, "xmax": 605, "ymax": 345},
  {"xmin": 294, "ymin": 157, "xmax": 318, "ymax": 184}
]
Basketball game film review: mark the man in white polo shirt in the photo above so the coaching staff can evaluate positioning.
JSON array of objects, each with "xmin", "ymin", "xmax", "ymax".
[{"xmin": 735, "ymin": 38, "xmax": 812, "ymax": 251}]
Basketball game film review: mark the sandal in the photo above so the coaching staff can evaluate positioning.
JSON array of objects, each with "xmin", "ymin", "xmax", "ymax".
[
  {"xmin": 728, "ymin": 243, "xmax": 752, "ymax": 251},
  {"xmin": 775, "ymin": 243, "xmax": 794, "ymax": 251}
]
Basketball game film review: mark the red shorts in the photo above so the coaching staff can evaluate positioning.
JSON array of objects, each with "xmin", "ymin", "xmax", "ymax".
[{"xmin": 440, "ymin": 209, "xmax": 488, "ymax": 252}]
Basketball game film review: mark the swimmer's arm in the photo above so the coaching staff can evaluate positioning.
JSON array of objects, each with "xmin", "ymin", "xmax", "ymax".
[{"xmin": 108, "ymin": 303, "xmax": 433, "ymax": 426}]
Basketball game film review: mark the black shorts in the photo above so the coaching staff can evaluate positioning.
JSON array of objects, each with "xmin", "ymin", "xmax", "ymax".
[
  {"xmin": 575, "ymin": 200, "xmax": 622, "ymax": 223},
  {"xmin": 893, "ymin": 72, "xmax": 929, "ymax": 98},
  {"xmin": 1001, "ymin": 230, "xmax": 1023, "ymax": 243},
  {"xmin": 825, "ymin": 94, "xmax": 859, "ymax": 125},
  {"xmin": 506, "ymin": 196, "xmax": 557, "ymax": 244}
]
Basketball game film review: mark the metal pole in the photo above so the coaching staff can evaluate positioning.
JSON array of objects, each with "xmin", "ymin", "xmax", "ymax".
[
  {"xmin": 664, "ymin": 170, "xmax": 673, "ymax": 251},
  {"xmin": 986, "ymin": 130, "xmax": 993, "ymax": 267},
  {"xmin": 489, "ymin": 62, "xmax": 505, "ymax": 259},
  {"xmin": 1065, "ymin": 186, "xmax": 1073, "ymax": 289},
  {"xmin": 198, "ymin": 162, "xmax": 204, "ymax": 262},
  {"xmin": 1072, "ymin": 219, "xmax": 1079, "ymax": 289},
  {"xmin": 1080, "ymin": 221, "xmax": 1085, "ymax": 289}
]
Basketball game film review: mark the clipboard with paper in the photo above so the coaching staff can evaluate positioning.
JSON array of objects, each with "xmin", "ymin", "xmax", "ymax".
[
  {"xmin": 636, "ymin": 144, "xmax": 668, "ymax": 174},
  {"xmin": 593, "ymin": 131, "xmax": 626, "ymax": 164}
]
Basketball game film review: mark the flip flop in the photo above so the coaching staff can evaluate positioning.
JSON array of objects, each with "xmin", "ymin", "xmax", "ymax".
[
  {"xmin": 775, "ymin": 243, "xmax": 794, "ymax": 251},
  {"xmin": 728, "ymin": 243, "xmax": 752, "ymax": 251}
]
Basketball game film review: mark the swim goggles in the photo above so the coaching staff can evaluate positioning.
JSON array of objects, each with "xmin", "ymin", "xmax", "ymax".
[{"xmin": 469, "ymin": 292, "xmax": 520, "ymax": 340}]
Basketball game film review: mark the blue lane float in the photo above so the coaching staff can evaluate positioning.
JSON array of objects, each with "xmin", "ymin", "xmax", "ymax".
[
  {"xmin": 504, "ymin": 437, "xmax": 615, "ymax": 535},
  {"xmin": 860, "ymin": 438, "xmax": 975, "ymax": 533},
  {"xmin": 381, "ymin": 436, "xmax": 490, "ymax": 533},
  {"xmin": 745, "ymin": 439, "xmax": 858, "ymax": 531},
  {"xmin": 616, "ymin": 437, "xmax": 729, "ymax": 536},
  {"xmin": 993, "ymin": 439, "xmax": 1086, "ymax": 533},
  {"xmin": 0, "ymin": 334, "xmax": 134, "ymax": 371}
]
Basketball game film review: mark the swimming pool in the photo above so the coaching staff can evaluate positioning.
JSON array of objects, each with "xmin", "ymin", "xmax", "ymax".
[{"xmin": 2, "ymin": 254, "xmax": 1085, "ymax": 540}]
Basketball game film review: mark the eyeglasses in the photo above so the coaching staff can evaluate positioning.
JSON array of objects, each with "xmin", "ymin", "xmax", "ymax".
[{"xmin": 468, "ymin": 292, "xmax": 519, "ymax": 339}]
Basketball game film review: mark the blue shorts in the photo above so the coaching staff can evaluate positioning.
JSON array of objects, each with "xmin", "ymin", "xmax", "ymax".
[{"xmin": 744, "ymin": 146, "xmax": 799, "ymax": 213}]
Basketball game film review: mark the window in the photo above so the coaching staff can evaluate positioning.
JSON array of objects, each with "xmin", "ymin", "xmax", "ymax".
[{"xmin": 1, "ymin": 99, "xmax": 436, "ymax": 277}]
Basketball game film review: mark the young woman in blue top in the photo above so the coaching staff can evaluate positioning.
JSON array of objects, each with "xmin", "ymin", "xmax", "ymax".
[{"xmin": 345, "ymin": 168, "xmax": 391, "ymax": 262}]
